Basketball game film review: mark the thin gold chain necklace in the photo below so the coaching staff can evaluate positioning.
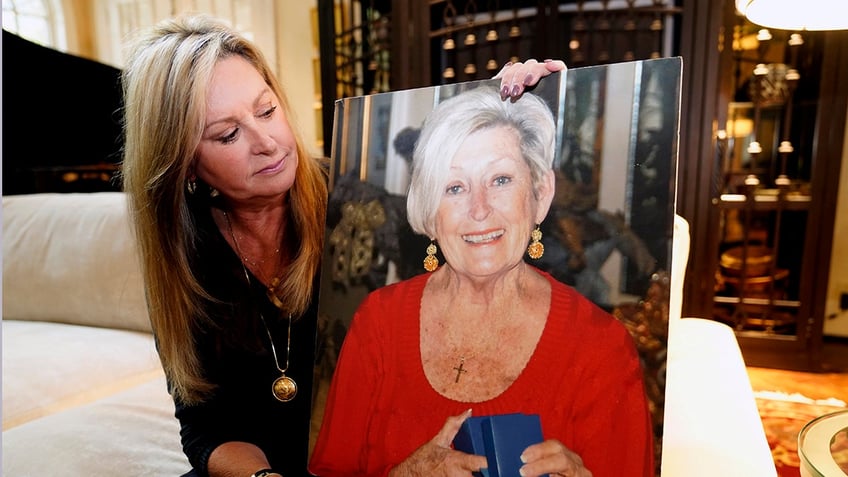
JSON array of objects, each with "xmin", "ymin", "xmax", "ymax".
[
  {"xmin": 241, "ymin": 247, "xmax": 280, "ymax": 269},
  {"xmin": 224, "ymin": 211, "xmax": 297, "ymax": 402}
]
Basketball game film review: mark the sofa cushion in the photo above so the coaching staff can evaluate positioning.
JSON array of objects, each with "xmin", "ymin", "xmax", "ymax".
[
  {"xmin": 2, "ymin": 375, "xmax": 189, "ymax": 476},
  {"xmin": 2, "ymin": 192, "xmax": 150, "ymax": 332},
  {"xmin": 2, "ymin": 320, "xmax": 163, "ymax": 430}
]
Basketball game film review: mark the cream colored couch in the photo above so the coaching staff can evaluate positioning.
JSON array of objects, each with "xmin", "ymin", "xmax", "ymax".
[
  {"xmin": 2, "ymin": 192, "xmax": 189, "ymax": 475},
  {"xmin": 1, "ymin": 192, "xmax": 775, "ymax": 476}
]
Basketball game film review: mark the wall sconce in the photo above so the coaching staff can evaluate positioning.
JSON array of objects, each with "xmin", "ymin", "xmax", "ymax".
[{"xmin": 736, "ymin": 0, "xmax": 848, "ymax": 31}]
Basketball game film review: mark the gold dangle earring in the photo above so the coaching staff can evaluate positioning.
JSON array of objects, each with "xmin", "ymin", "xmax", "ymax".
[
  {"xmin": 424, "ymin": 241, "xmax": 440, "ymax": 272},
  {"xmin": 186, "ymin": 179, "xmax": 197, "ymax": 195},
  {"xmin": 527, "ymin": 225, "xmax": 544, "ymax": 259}
]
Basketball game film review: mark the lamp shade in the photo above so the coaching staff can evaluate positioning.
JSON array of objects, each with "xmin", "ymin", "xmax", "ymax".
[{"xmin": 736, "ymin": 0, "xmax": 848, "ymax": 31}]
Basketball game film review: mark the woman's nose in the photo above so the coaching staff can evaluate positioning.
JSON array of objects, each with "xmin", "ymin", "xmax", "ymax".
[
  {"xmin": 251, "ymin": 127, "xmax": 277, "ymax": 155},
  {"xmin": 469, "ymin": 188, "xmax": 492, "ymax": 220}
]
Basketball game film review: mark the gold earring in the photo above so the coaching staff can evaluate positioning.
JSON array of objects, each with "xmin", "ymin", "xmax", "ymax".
[
  {"xmin": 423, "ymin": 241, "xmax": 439, "ymax": 272},
  {"xmin": 187, "ymin": 179, "xmax": 197, "ymax": 195},
  {"xmin": 527, "ymin": 225, "xmax": 544, "ymax": 260}
]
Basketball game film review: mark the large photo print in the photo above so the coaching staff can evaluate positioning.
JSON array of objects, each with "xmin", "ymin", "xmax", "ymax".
[{"xmin": 311, "ymin": 58, "xmax": 682, "ymax": 476}]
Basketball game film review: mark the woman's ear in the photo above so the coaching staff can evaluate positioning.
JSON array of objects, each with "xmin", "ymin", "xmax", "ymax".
[{"xmin": 534, "ymin": 168, "xmax": 556, "ymax": 224}]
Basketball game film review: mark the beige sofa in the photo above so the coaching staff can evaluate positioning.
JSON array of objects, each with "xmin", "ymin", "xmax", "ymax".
[
  {"xmin": 2, "ymin": 192, "xmax": 775, "ymax": 476},
  {"xmin": 2, "ymin": 192, "xmax": 189, "ymax": 475}
]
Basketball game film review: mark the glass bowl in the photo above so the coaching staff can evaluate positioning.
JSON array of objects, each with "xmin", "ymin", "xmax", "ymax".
[{"xmin": 798, "ymin": 408, "xmax": 848, "ymax": 477}]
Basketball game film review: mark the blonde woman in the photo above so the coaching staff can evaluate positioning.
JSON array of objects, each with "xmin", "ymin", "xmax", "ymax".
[{"xmin": 121, "ymin": 14, "xmax": 326, "ymax": 477}]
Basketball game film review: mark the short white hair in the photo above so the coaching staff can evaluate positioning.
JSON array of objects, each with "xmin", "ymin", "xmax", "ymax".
[{"xmin": 406, "ymin": 86, "xmax": 556, "ymax": 238}]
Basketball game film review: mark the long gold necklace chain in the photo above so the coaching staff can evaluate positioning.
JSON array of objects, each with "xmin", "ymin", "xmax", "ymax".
[{"xmin": 224, "ymin": 211, "xmax": 297, "ymax": 402}]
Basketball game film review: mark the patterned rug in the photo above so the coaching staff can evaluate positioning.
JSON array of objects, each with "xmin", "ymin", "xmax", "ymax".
[{"xmin": 754, "ymin": 391, "xmax": 847, "ymax": 477}]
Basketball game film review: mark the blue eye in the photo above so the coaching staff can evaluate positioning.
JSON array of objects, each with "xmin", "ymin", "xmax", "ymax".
[
  {"xmin": 494, "ymin": 175, "xmax": 511, "ymax": 186},
  {"xmin": 446, "ymin": 184, "xmax": 463, "ymax": 195}
]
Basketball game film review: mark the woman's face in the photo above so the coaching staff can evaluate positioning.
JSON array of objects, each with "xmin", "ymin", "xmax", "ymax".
[
  {"xmin": 194, "ymin": 55, "xmax": 298, "ymax": 204},
  {"xmin": 434, "ymin": 125, "xmax": 553, "ymax": 279}
]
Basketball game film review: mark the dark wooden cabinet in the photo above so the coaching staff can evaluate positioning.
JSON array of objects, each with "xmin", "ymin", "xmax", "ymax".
[
  {"xmin": 679, "ymin": 2, "xmax": 847, "ymax": 372},
  {"xmin": 317, "ymin": 0, "xmax": 682, "ymax": 157}
]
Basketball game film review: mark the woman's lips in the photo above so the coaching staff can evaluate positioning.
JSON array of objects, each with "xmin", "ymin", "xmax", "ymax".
[
  {"xmin": 257, "ymin": 156, "xmax": 285, "ymax": 174},
  {"xmin": 462, "ymin": 229, "xmax": 504, "ymax": 244}
]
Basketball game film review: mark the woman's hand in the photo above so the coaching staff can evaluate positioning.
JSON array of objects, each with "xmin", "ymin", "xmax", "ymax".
[
  {"xmin": 495, "ymin": 59, "xmax": 567, "ymax": 101},
  {"xmin": 519, "ymin": 439, "xmax": 593, "ymax": 477},
  {"xmin": 388, "ymin": 410, "xmax": 488, "ymax": 477}
]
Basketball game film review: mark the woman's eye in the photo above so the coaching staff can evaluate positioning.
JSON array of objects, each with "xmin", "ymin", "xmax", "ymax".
[
  {"xmin": 446, "ymin": 184, "xmax": 463, "ymax": 195},
  {"xmin": 219, "ymin": 128, "xmax": 239, "ymax": 144},
  {"xmin": 259, "ymin": 105, "xmax": 277, "ymax": 119},
  {"xmin": 493, "ymin": 175, "xmax": 512, "ymax": 186}
]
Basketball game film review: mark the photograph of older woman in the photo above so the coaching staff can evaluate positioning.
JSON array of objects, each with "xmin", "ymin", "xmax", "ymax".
[{"xmin": 309, "ymin": 86, "xmax": 653, "ymax": 477}]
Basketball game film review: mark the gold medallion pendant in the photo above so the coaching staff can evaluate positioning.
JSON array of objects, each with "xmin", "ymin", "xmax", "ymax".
[
  {"xmin": 272, "ymin": 375, "xmax": 297, "ymax": 402},
  {"xmin": 225, "ymin": 212, "xmax": 299, "ymax": 404}
]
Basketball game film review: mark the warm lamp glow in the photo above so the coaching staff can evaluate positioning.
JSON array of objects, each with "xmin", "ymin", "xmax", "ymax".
[
  {"xmin": 726, "ymin": 118, "xmax": 754, "ymax": 137},
  {"xmin": 736, "ymin": 0, "xmax": 848, "ymax": 31}
]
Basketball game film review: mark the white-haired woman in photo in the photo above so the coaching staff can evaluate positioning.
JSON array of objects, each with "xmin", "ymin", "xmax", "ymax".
[{"xmin": 310, "ymin": 85, "xmax": 653, "ymax": 477}]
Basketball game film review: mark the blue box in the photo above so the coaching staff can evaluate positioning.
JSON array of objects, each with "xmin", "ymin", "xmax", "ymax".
[{"xmin": 453, "ymin": 413, "xmax": 544, "ymax": 477}]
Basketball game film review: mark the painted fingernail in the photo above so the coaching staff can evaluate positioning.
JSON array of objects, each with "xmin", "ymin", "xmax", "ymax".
[
  {"xmin": 504, "ymin": 61, "xmax": 514, "ymax": 67},
  {"xmin": 501, "ymin": 85, "xmax": 510, "ymax": 100},
  {"xmin": 511, "ymin": 84, "xmax": 522, "ymax": 97},
  {"xmin": 523, "ymin": 73, "xmax": 534, "ymax": 85},
  {"xmin": 544, "ymin": 58, "xmax": 553, "ymax": 63}
]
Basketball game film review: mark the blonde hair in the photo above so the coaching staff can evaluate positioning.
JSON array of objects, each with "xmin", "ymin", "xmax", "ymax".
[
  {"xmin": 121, "ymin": 14, "xmax": 327, "ymax": 404},
  {"xmin": 407, "ymin": 86, "xmax": 556, "ymax": 238}
]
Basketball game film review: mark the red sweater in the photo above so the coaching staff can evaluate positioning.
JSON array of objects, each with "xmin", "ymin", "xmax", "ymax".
[{"xmin": 310, "ymin": 270, "xmax": 653, "ymax": 477}]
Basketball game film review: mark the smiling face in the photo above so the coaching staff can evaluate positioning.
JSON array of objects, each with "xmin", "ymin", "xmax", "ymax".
[
  {"xmin": 434, "ymin": 125, "xmax": 554, "ymax": 279},
  {"xmin": 193, "ymin": 55, "xmax": 299, "ymax": 205}
]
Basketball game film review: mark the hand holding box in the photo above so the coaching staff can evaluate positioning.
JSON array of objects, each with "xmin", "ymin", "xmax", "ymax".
[{"xmin": 453, "ymin": 413, "xmax": 545, "ymax": 477}]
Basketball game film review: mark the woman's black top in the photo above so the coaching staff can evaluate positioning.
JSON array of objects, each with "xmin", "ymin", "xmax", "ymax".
[{"xmin": 173, "ymin": 205, "xmax": 317, "ymax": 477}]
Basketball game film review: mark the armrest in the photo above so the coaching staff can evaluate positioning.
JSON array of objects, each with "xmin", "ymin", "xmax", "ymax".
[{"xmin": 661, "ymin": 318, "xmax": 777, "ymax": 476}]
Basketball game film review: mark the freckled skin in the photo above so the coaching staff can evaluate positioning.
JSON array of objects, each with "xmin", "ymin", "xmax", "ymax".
[{"xmin": 434, "ymin": 125, "xmax": 547, "ymax": 280}]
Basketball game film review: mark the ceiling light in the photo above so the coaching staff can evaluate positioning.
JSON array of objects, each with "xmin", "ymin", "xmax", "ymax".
[{"xmin": 736, "ymin": 0, "xmax": 848, "ymax": 31}]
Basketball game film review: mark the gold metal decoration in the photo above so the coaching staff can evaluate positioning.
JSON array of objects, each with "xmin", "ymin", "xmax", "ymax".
[
  {"xmin": 267, "ymin": 314, "xmax": 297, "ymax": 402},
  {"xmin": 328, "ymin": 200, "xmax": 387, "ymax": 286},
  {"xmin": 527, "ymin": 225, "xmax": 544, "ymax": 260},
  {"xmin": 272, "ymin": 375, "xmax": 297, "ymax": 402},
  {"xmin": 424, "ymin": 241, "xmax": 439, "ymax": 272}
]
